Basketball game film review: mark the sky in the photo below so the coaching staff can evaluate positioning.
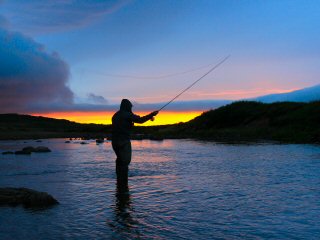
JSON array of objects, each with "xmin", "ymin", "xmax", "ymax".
[{"xmin": 0, "ymin": 0, "xmax": 319, "ymax": 125}]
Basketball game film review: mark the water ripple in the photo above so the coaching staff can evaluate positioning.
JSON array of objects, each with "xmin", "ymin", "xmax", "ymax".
[{"xmin": 0, "ymin": 139, "xmax": 320, "ymax": 239}]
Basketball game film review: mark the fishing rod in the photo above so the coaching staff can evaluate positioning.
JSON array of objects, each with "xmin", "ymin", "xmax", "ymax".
[{"xmin": 156, "ymin": 55, "xmax": 230, "ymax": 112}]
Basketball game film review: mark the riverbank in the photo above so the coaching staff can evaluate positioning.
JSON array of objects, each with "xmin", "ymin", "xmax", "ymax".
[
  {"xmin": 1, "ymin": 101, "xmax": 320, "ymax": 143},
  {"xmin": 138, "ymin": 101, "xmax": 320, "ymax": 143}
]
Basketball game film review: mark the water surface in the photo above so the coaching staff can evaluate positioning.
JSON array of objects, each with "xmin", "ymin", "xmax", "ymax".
[{"xmin": 0, "ymin": 139, "xmax": 319, "ymax": 239}]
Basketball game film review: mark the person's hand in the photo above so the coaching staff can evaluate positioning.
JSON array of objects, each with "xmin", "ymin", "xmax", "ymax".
[{"xmin": 151, "ymin": 111, "xmax": 159, "ymax": 116}]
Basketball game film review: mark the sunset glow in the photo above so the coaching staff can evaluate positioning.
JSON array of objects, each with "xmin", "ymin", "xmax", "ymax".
[
  {"xmin": 32, "ymin": 111, "xmax": 203, "ymax": 126},
  {"xmin": 1, "ymin": 0, "xmax": 319, "ymax": 120}
]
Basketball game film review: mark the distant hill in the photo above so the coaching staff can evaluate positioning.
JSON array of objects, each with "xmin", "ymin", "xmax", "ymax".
[
  {"xmin": 0, "ymin": 114, "xmax": 110, "ymax": 139},
  {"xmin": 255, "ymin": 84, "xmax": 320, "ymax": 103},
  {"xmin": 159, "ymin": 101, "xmax": 320, "ymax": 143}
]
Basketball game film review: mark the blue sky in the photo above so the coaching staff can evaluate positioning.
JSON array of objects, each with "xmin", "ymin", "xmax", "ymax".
[{"xmin": 0, "ymin": 0, "xmax": 320, "ymax": 113}]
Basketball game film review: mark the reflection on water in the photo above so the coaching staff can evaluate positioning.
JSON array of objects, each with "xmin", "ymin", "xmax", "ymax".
[
  {"xmin": 109, "ymin": 178, "xmax": 141, "ymax": 239},
  {"xmin": 0, "ymin": 139, "xmax": 320, "ymax": 239}
]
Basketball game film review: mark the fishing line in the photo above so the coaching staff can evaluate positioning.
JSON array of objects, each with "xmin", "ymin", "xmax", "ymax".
[
  {"xmin": 86, "ymin": 62, "xmax": 221, "ymax": 80},
  {"xmin": 157, "ymin": 55, "xmax": 230, "ymax": 112}
]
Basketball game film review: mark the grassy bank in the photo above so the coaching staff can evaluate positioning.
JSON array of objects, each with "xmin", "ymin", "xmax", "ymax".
[
  {"xmin": 154, "ymin": 101, "xmax": 320, "ymax": 143},
  {"xmin": 0, "ymin": 114, "xmax": 110, "ymax": 140}
]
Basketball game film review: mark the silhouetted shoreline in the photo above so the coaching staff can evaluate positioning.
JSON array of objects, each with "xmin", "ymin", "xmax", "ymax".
[{"xmin": 1, "ymin": 101, "xmax": 320, "ymax": 143}]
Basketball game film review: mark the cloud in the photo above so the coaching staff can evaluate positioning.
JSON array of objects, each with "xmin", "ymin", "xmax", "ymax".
[
  {"xmin": 0, "ymin": 28, "xmax": 74, "ymax": 113},
  {"xmin": 27, "ymin": 100, "xmax": 232, "ymax": 114},
  {"xmin": 1, "ymin": 0, "xmax": 130, "ymax": 34},
  {"xmin": 0, "ymin": 1, "xmax": 230, "ymax": 115},
  {"xmin": 87, "ymin": 93, "xmax": 108, "ymax": 104},
  {"xmin": 255, "ymin": 84, "xmax": 320, "ymax": 103},
  {"xmin": 132, "ymin": 100, "xmax": 232, "ymax": 112}
]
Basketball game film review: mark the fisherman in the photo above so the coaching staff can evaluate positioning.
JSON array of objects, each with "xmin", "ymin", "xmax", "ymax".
[{"xmin": 112, "ymin": 99, "xmax": 158, "ymax": 183}]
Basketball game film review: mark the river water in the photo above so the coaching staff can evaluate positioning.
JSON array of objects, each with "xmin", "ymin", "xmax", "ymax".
[{"xmin": 0, "ymin": 139, "xmax": 319, "ymax": 239}]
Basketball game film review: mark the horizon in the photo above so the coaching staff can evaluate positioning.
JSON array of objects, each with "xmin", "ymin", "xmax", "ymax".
[
  {"xmin": 1, "ymin": 79, "xmax": 319, "ymax": 126},
  {"xmin": 31, "ymin": 84, "xmax": 316, "ymax": 125},
  {"xmin": 31, "ymin": 110, "xmax": 204, "ymax": 126},
  {"xmin": 3, "ymin": 85, "xmax": 319, "ymax": 126}
]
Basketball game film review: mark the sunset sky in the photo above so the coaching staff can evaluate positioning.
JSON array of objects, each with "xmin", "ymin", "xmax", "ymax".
[{"xmin": 0, "ymin": 0, "xmax": 319, "ymax": 125}]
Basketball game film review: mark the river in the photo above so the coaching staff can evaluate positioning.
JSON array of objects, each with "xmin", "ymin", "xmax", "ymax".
[{"xmin": 0, "ymin": 139, "xmax": 319, "ymax": 239}]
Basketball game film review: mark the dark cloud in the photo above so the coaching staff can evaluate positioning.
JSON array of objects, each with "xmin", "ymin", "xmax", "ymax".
[
  {"xmin": 1, "ymin": 0, "xmax": 129, "ymax": 34},
  {"xmin": 0, "ymin": 28, "xmax": 74, "ymax": 113},
  {"xmin": 86, "ymin": 93, "xmax": 108, "ymax": 104}
]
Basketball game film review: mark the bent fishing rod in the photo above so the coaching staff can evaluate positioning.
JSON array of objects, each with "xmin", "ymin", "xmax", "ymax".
[{"xmin": 156, "ymin": 55, "xmax": 230, "ymax": 112}]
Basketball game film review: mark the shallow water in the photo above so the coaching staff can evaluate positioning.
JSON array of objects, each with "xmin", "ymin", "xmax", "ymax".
[{"xmin": 0, "ymin": 139, "xmax": 320, "ymax": 239}]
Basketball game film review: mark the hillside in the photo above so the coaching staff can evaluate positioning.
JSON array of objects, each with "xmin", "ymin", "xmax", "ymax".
[
  {"xmin": 0, "ymin": 114, "xmax": 110, "ymax": 139},
  {"xmin": 157, "ymin": 101, "xmax": 320, "ymax": 143},
  {"xmin": 1, "ymin": 101, "xmax": 320, "ymax": 143}
]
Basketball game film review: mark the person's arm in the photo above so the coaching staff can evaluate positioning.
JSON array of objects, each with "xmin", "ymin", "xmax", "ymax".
[{"xmin": 131, "ymin": 111, "xmax": 158, "ymax": 124}]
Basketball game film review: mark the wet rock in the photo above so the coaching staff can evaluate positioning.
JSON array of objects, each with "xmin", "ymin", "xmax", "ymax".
[
  {"xmin": 80, "ymin": 142, "xmax": 88, "ymax": 145},
  {"xmin": 149, "ymin": 135, "xmax": 164, "ymax": 141},
  {"xmin": 0, "ymin": 187, "xmax": 59, "ymax": 208},
  {"xmin": 2, "ymin": 151, "xmax": 14, "ymax": 155},
  {"xmin": 15, "ymin": 150, "xmax": 31, "ymax": 155},
  {"xmin": 81, "ymin": 137, "xmax": 91, "ymax": 140},
  {"xmin": 65, "ymin": 140, "xmax": 71, "ymax": 143},
  {"xmin": 19, "ymin": 146, "xmax": 51, "ymax": 153},
  {"xmin": 96, "ymin": 139, "xmax": 104, "ymax": 144},
  {"xmin": 22, "ymin": 146, "xmax": 36, "ymax": 153},
  {"xmin": 34, "ymin": 146, "xmax": 51, "ymax": 153}
]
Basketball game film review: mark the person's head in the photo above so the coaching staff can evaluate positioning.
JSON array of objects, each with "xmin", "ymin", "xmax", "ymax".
[{"xmin": 120, "ymin": 99, "xmax": 133, "ymax": 112}]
